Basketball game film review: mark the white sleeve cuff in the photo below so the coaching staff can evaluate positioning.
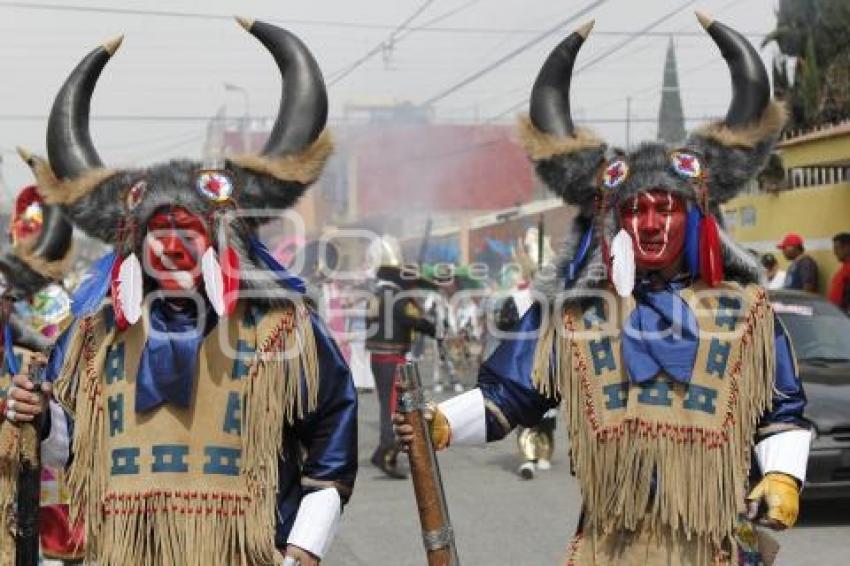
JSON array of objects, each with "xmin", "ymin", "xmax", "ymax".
[
  {"xmin": 287, "ymin": 487, "xmax": 341, "ymax": 559},
  {"xmin": 755, "ymin": 428, "xmax": 812, "ymax": 483},
  {"xmin": 439, "ymin": 388, "xmax": 486, "ymax": 446},
  {"xmin": 41, "ymin": 400, "xmax": 70, "ymax": 469}
]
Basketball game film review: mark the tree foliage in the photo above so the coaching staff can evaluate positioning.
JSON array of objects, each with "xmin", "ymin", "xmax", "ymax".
[{"xmin": 763, "ymin": 0, "xmax": 850, "ymax": 129}]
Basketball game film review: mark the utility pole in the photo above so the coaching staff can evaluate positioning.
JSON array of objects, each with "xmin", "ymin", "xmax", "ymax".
[
  {"xmin": 224, "ymin": 83, "xmax": 251, "ymax": 152},
  {"xmin": 0, "ymin": 152, "xmax": 10, "ymax": 217},
  {"xmin": 202, "ymin": 105, "xmax": 227, "ymax": 166},
  {"xmin": 626, "ymin": 96, "xmax": 632, "ymax": 151}
]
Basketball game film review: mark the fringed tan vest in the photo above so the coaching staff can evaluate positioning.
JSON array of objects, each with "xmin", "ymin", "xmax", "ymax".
[
  {"xmin": 0, "ymin": 347, "xmax": 41, "ymax": 566},
  {"xmin": 53, "ymin": 300, "xmax": 319, "ymax": 566},
  {"xmin": 532, "ymin": 282, "xmax": 775, "ymax": 552}
]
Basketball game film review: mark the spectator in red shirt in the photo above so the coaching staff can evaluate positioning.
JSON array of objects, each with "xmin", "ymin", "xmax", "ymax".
[{"xmin": 828, "ymin": 232, "xmax": 850, "ymax": 313}]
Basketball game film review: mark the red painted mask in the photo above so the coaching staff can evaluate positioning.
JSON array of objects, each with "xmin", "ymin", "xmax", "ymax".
[
  {"xmin": 10, "ymin": 186, "xmax": 44, "ymax": 245},
  {"xmin": 619, "ymin": 189, "xmax": 687, "ymax": 271},
  {"xmin": 144, "ymin": 206, "xmax": 210, "ymax": 291}
]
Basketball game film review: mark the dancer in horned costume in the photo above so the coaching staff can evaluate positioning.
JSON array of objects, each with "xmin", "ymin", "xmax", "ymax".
[
  {"xmin": 398, "ymin": 13, "xmax": 809, "ymax": 565},
  {"xmin": 0, "ymin": 178, "xmax": 80, "ymax": 565},
  {"xmin": 4, "ymin": 18, "xmax": 356, "ymax": 566},
  {"xmin": 366, "ymin": 236, "xmax": 437, "ymax": 479}
]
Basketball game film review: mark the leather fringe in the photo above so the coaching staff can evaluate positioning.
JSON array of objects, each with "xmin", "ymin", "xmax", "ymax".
[
  {"xmin": 534, "ymin": 289, "xmax": 775, "ymax": 546},
  {"xmin": 52, "ymin": 303, "xmax": 319, "ymax": 565},
  {"xmin": 0, "ymin": 422, "xmax": 21, "ymax": 566}
]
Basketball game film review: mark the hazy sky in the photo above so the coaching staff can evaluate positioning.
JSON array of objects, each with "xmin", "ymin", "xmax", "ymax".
[{"xmin": 0, "ymin": 0, "xmax": 778, "ymax": 199}]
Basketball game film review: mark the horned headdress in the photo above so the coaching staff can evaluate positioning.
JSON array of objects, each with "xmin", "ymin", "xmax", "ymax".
[
  {"xmin": 521, "ymin": 12, "xmax": 785, "ymax": 297},
  {"xmin": 0, "ymin": 174, "xmax": 75, "ymax": 351},
  {"xmin": 29, "ymin": 18, "xmax": 330, "ymax": 327}
]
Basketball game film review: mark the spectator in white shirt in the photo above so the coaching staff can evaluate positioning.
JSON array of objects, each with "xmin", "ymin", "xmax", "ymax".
[{"xmin": 761, "ymin": 253, "xmax": 787, "ymax": 290}]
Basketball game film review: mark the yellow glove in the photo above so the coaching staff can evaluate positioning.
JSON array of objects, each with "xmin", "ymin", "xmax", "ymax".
[
  {"xmin": 746, "ymin": 472, "xmax": 800, "ymax": 529},
  {"xmin": 427, "ymin": 404, "xmax": 452, "ymax": 451}
]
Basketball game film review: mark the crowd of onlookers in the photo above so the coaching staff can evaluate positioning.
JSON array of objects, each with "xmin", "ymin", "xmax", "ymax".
[{"xmin": 761, "ymin": 231, "xmax": 850, "ymax": 314}]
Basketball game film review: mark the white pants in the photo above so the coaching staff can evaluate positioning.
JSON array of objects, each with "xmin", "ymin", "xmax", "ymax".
[{"xmin": 349, "ymin": 340, "xmax": 375, "ymax": 389}]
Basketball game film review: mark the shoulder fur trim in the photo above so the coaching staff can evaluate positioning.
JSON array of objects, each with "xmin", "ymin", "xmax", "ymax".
[
  {"xmin": 229, "ymin": 129, "xmax": 333, "ymax": 185},
  {"xmin": 13, "ymin": 233, "xmax": 75, "ymax": 281},
  {"xmin": 516, "ymin": 114, "xmax": 604, "ymax": 161},
  {"xmin": 30, "ymin": 156, "xmax": 118, "ymax": 206},
  {"xmin": 693, "ymin": 100, "xmax": 787, "ymax": 149}
]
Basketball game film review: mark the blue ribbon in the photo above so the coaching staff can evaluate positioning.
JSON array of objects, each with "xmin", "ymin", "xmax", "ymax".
[
  {"xmin": 563, "ymin": 228, "xmax": 593, "ymax": 288},
  {"xmin": 3, "ymin": 322, "xmax": 19, "ymax": 375},
  {"xmin": 71, "ymin": 251, "xmax": 118, "ymax": 317},
  {"xmin": 248, "ymin": 236, "xmax": 307, "ymax": 294},
  {"xmin": 683, "ymin": 206, "xmax": 701, "ymax": 280}
]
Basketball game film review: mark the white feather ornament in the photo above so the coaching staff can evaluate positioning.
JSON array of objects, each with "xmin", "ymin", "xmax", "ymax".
[
  {"xmin": 611, "ymin": 229, "xmax": 636, "ymax": 297},
  {"xmin": 117, "ymin": 252, "xmax": 143, "ymax": 325},
  {"xmin": 201, "ymin": 247, "xmax": 226, "ymax": 316}
]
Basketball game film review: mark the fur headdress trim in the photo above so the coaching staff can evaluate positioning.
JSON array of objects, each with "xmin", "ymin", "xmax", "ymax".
[
  {"xmin": 31, "ymin": 130, "xmax": 333, "ymax": 209},
  {"xmin": 228, "ymin": 129, "xmax": 334, "ymax": 185},
  {"xmin": 30, "ymin": 156, "xmax": 117, "ymax": 207},
  {"xmin": 517, "ymin": 115, "xmax": 604, "ymax": 161},
  {"xmin": 692, "ymin": 100, "xmax": 787, "ymax": 149}
]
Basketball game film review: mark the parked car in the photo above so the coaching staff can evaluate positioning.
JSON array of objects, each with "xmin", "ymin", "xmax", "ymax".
[{"xmin": 770, "ymin": 290, "xmax": 850, "ymax": 499}]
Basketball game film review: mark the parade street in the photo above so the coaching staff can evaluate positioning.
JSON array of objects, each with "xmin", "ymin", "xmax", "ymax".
[{"xmin": 328, "ymin": 383, "xmax": 850, "ymax": 566}]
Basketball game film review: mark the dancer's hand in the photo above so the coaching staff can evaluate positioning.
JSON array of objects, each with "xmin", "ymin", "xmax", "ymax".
[
  {"xmin": 746, "ymin": 472, "xmax": 800, "ymax": 530},
  {"xmin": 283, "ymin": 544, "xmax": 319, "ymax": 565},
  {"xmin": 393, "ymin": 403, "xmax": 451, "ymax": 452},
  {"xmin": 5, "ymin": 359, "xmax": 50, "ymax": 424}
]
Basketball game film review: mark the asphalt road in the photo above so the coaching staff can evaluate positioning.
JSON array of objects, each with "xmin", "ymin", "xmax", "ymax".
[{"xmin": 325, "ymin": 370, "xmax": 850, "ymax": 565}]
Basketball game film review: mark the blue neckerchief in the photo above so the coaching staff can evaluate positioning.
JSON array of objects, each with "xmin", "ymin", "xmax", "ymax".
[
  {"xmin": 621, "ymin": 277, "xmax": 699, "ymax": 384},
  {"xmin": 135, "ymin": 298, "xmax": 218, "ymax": 413},
  {"xmin": 3, "ymin": 322, "xmax": 19, "ymax": 375}
]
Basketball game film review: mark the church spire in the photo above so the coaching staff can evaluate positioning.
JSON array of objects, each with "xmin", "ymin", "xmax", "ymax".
[{"xmin": 657, "ymin": 36, "xmax": 686, "ymax": 144}]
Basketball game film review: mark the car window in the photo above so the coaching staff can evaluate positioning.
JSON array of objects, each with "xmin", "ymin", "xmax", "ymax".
[{"xmin": 774, "ymin": 299, "xmax": 850, "ymax": 363}]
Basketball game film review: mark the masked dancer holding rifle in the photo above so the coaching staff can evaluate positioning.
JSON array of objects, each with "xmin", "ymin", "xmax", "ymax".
[
  {"xmin": 3, "ymin": 18, "xmax": 357, "ymax": 566},
  {"xmin": 397, "ymin": 12, "xmax": 810, "ymax": 565}
]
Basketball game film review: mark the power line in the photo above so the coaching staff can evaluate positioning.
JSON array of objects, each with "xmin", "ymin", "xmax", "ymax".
[
  {"xmin": 485, "ymin": 0, "xmax": 701, "ymax": 122},
  {"xmin": 0, "ymin": 1, "xmax": 767, "ymax": 38},
  {"xmin": 323, "ymin": 1, "xmax": 484, "ymax": 86},
  {"xmin": 0, "ymin": 114, "xmax": 214, "ymax": 122},
  {"xmin": 417, "ymin": 0, "xmax": 482, "ymax": 29},
  {"xmin": 0, "ymin": 1, "xmax": 388, "ymax": 29},
  {"xmin": 327, "ymin": 0, "xmax": 437, "ymax": 86},
  {"xmin": 410, "ymin": 28, "xmax": 766, "ymax": 38},
  {"xmin": 555, "ymin": 0, "xmax": 749, "ymax": 119},
  {"xmin": 132, "ymin": 132, "xmax": 207, "ymax": 162},
  {"xmin": 419, "ymin": 0, "xmax": 607, "ymax": 107}
]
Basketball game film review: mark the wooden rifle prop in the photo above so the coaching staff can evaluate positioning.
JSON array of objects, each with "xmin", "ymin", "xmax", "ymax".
[
  {"xmin": 537, "ymin": 214, "xmax": 545, "ymax": 271},
  {"xmin": 13, "ymin": 356, "xmax": 46, "ymax": 566},
  {"xmin": 415, "ymin": 216, "xmax": 457, "ymax": 384},
  {"xmin": 396, "ymin": 361, "xmax": 459, "ymax": 566},
  {"xmin": 416, "ymin": 217, "xmax": 433, "ymax": 268},
  {"xmin": 0, "ymin": 294, "xmax": 49, "ymax": 566},
  {"xmin": 434, "ymin": 323, "xmax": 458, "ymax": 386}
]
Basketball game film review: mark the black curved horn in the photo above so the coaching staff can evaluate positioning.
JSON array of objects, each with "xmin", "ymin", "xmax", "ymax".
[
  {"xmin": 32, "ymin": 205, "xmax": 73, "ymax": 263},
  {"xmin": 529, "ymin": 21, "xmax": 594, "ymax": 137},
  {"xmin": 698, "ymin": 11, "xmax": 769, "ymax": 127},
  {"xmin": 237, "ymin": 17, "xmax": 328, "ymax": 156},
  {"xmin": 47, "ymin": 36, "xmax": 122, "ymax": 180}
]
